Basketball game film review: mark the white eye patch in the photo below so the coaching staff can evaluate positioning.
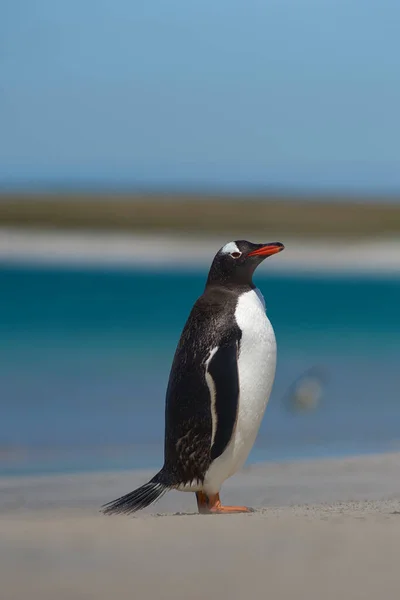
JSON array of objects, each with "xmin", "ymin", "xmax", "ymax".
[{"xmin": 221, "ymin": 241, "xmax": 241, "ymax": 255}]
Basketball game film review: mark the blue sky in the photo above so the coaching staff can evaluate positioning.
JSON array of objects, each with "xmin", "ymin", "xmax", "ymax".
[{"xmin": 1, "ymin": 0, "xmax": 400, "ymax": 193}]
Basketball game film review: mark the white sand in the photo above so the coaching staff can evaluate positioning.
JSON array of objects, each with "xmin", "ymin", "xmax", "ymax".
[
  {"xmin": 2, "ymin": 227, "xmax": 400, "ymax": 273},
  {"xmin": 2, "ymin": 452, "xmax": 400, "ymax": 600}
]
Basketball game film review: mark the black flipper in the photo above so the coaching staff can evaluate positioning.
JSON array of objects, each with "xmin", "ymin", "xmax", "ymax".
[
  {"xmin": 208, "ymin": 340, "xmax": 240, "ymax": 461},
  {"xmin": 101, "ymin": 471, "xmax": 169, "ymax": 515}
]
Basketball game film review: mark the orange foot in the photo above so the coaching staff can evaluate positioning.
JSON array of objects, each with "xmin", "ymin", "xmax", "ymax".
[{"xmin": 196, "ymin": 492, "xmax": 254, "ymax": 515}]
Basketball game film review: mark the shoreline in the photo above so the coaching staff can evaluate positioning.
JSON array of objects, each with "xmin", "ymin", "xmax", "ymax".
[
  {"xmin": 2, "ymin": 451, "xmax": 400, "ymax": 515},
  {"xmin": 2, "ymin": 440, "xmax": 400, "ymax": 481},
  {"xmin": 2, "ymin": 227, "xmax": 400, "ymax": 274}
]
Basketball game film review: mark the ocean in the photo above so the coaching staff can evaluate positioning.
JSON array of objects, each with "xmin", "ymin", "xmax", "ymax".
[{"xmin": 1, "ymin": 263, "xmax": 400, "ymax": 476}]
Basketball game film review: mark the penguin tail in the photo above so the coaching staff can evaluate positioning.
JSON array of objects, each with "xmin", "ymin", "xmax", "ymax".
[{"xmin": 101, "ymin": 471, "xmax": 170, "ymax": 516}]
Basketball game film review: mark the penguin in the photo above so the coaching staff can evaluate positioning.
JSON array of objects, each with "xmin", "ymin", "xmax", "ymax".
[{"xmin": 102, "ymin": 239, "xmax": 284, "ymax": 515}]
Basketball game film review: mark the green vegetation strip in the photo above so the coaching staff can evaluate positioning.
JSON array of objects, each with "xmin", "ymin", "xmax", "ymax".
[{"xmin": 1, "ymin": 194, "xmax": 400, "ymax": 238}]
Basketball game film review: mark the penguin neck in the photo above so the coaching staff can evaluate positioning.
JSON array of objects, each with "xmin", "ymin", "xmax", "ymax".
[{"xmin": 205, "ymin": 269, "xmax": 256, "ymax": 292}]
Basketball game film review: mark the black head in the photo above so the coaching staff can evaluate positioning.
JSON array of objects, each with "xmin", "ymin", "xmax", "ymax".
[{"xmin": 206, "ymin": 240, "xmax": 285, "ymax": 288}]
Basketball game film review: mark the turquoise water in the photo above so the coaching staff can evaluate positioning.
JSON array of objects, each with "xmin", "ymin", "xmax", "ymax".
[{"xmin": 1, "ymin": 264, "xmax": 400, "ymax": 476}]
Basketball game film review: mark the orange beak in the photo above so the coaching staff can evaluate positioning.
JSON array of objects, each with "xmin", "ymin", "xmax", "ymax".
[{"xmin": 248, "ymin": 242, "xmax": 285, "ymax": 258}]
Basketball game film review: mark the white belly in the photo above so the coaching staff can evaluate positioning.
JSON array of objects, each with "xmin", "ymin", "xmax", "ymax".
[{"xmin": 203, "ymin": 288, "xmax": 277, "ymax": 494}]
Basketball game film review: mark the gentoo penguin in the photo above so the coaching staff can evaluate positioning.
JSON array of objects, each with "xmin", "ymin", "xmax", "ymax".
[{"xmin": 102, "ymin": 239, "xmax": 284, "ymax": 515}]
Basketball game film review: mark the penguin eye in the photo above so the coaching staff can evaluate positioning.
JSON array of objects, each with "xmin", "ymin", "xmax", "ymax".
[{"xmin": 230, "ymin": 252, "xmax": 242, "ymax": 259}]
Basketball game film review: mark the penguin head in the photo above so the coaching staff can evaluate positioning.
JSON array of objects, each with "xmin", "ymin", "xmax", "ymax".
[{"xmin": 207, "ymin": 240, "xmax": 284, "ymax": 287}]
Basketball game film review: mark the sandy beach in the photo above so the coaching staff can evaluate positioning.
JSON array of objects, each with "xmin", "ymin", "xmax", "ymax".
[{"xmin": 2, "ymin": 452, "xmax": 400, "ymax": 600}]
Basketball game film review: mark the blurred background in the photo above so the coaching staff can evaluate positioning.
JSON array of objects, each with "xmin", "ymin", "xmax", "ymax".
[{"xmin": 1, "ymin": 0, "xmax": 400, "ymax": 477}]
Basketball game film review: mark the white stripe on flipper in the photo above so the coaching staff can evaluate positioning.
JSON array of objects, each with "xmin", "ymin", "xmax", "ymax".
[
  {"xmin": 221, "ymin": 241, "xmax": 240, "ymax": 255},
  {"xmin": 205, "ymin": 346, "xmax": 219, "ymax": 446}
]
